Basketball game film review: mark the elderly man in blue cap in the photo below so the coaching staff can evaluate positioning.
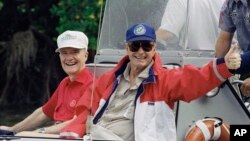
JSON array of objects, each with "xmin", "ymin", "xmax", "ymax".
[{"xmin": 59, "ymin": 22, "xmax": 249, "ymax": 141}]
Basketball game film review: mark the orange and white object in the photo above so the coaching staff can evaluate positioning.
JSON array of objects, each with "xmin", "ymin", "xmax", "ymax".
[{"xmin": 185, "ymin": 117, "xmax": 230, "ymax": 141}]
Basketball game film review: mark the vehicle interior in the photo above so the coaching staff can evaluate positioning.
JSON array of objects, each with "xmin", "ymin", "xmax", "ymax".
[{"xmin": 87, "ymin": 0, "xmax": 250, "ymax": 140}]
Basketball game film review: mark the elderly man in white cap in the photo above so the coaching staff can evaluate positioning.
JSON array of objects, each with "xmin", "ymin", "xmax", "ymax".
[{"xmin": 0, "ymin": 30, "xmax": 94, "ymax": 136}]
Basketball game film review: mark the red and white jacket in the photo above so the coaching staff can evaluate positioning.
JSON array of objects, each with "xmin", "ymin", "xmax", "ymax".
[{"xmin": 60, "ymin": 54, "xmax": 232, "ymax": 141}]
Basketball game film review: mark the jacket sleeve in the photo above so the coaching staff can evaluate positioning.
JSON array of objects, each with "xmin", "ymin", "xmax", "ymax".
[
  {"xmin": 235, "ymin": 52, "xmax": 250, "ymax": 75},
  {"xmin": 166, "ymin": 58, "xmax": 232, "ymax": 102}
]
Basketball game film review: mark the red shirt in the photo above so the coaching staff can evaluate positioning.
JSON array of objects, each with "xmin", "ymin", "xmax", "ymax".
[{"xmin": 42, "ymin": 68, "xmax": 94, "ymax": 122}]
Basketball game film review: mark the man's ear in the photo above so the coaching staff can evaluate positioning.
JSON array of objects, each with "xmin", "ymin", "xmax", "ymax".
[
  {"xmin": 85, "ymin": 51, "xmax": 89, "ymax": 58},
  {"xmin": 152, "ymin": 43, "xmax": 156, "ymax": 52},
  {"xmin": 84, "ymin": 51, "xmax": 89, "ymax": 63},
  {"xmin": 125, "ymin": 43, "xmax": 129, "ymax": 51}
]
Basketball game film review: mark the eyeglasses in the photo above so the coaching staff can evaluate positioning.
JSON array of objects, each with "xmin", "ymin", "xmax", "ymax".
[{"xmin": 127, "ymin": 41, "xmax": 154, "ymax": 52}]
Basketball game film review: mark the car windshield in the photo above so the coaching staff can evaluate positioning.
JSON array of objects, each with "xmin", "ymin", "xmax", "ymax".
[
  {"xmin": 95, "ymin": 0, "xmax": 221, "ymax": 66},
  {"xmin": 97, "ymin": 0, "xmax": 180, "ymax": 52}
]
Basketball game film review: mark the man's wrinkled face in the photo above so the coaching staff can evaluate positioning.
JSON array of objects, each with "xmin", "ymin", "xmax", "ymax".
[
  {"xmin": 59, "ymin": 47, "xmax": 88, "ymax": 77},
  {"xmin": 126, "ymin": 41, "xmax": 156, "ymax": 70}
]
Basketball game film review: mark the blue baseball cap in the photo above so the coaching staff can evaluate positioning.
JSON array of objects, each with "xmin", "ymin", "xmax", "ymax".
[{"xmin": 126, "ymin": 23, "xmax": 156, "ymax": 42}]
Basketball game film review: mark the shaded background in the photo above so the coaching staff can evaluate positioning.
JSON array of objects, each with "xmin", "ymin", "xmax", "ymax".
[{"xmin": 0, "ymin": 0, "xmax": 104, "ymax": 124}]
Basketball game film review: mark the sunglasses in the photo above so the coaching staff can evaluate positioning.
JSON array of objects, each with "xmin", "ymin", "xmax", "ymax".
[{"xmin": 127, "ymin": 41, "xmax": 154, "ymax": 52}]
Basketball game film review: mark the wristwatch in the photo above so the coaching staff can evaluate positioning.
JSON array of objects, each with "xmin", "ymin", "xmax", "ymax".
[{"xmin": 38, "ymin": 127, "xmax": 46, "ymax": 134}]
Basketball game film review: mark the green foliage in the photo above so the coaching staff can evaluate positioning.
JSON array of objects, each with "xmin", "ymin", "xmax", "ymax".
[
  {"xmin": 0, "ymin": 1, "xmax": 3, "ymax": 11},
  {"xmin": 50, "ymin": 0, "xmax": 104, "ymax": 50}
]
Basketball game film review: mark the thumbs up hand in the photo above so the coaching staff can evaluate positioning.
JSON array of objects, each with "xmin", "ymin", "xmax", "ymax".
[{"xmin": 224, "ymin": 44, "xmax": 241, "ymax": 70}]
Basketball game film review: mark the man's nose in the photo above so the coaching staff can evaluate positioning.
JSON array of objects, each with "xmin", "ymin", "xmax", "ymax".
[
  {"xmin": 137, "ymin": 46, "xmax": 144, "ymax": 53},
  {"xmin": 64, "ymin": 53, "xmax": 75, "ymax": 58}
]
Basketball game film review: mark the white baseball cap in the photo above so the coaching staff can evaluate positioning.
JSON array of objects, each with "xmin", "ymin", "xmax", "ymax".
[{"xmin": 56, "ymin": 30, "xmax": 89, "ymax": 52}]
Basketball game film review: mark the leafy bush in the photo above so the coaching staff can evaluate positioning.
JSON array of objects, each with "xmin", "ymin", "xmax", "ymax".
[{"xmin": 50, "ymin": 0, "xmax": 104, "ymax": 50}]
